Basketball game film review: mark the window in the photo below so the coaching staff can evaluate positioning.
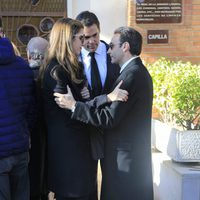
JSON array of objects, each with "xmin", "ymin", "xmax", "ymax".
[
  {"xmin": 17, "ymin": 24, "xmax": 39, "ymax": 45},
  {"xmin": 30, "ymin": 0, "xmax": 40, "ymax": 6},
  {"xmin": 40, "ymin": 17, "xmax": 55, "ymax": 33}
]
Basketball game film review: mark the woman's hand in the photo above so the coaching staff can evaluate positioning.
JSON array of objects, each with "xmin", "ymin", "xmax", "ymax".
[
  {"xmin": 107, "ymin": 80, "xmax": 128, "ymax": 102},
  {"xmin": 81, "ymin": 86, "xmax": 90, "ymax": 100}
]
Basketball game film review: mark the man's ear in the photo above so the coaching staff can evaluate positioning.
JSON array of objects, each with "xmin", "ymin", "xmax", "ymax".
[{"xmin": 122, "ymin": 42, "xmax": 130, "ymax": 52}]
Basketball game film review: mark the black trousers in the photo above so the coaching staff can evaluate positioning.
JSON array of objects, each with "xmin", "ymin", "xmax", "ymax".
[{"xmin": 56, "ymin": 192, "xmax": 98, "ymax": 200}]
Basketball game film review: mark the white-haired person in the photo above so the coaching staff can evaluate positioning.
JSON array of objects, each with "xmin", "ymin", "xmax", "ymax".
[{"xmin": 27, "ymin": 36, "xmax": 49, "ymax": 200}]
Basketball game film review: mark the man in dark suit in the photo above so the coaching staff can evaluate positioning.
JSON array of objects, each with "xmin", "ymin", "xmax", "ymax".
[
  {"xmin": 76, "ymin": 11, "xmax": 120, "ymax": 161},
  {"xmin": 76, "ymin": 11, "xmax": 119, "ymax": 98},
  {"xmin": 54, "ymin": 26, "xmax": 154, "ymax": 200}
]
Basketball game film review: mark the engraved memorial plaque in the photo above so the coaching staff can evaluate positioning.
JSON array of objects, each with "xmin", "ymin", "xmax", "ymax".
[{"xmin": 136, "ymin": 0, "xmax": 182, "ymax": 24}]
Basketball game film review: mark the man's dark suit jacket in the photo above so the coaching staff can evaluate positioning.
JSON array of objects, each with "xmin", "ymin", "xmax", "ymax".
[
  {"xmin": 81, "ymin": 40, "xmax": 120, "ymax": 160},
  {"xmin": 72, "ymin": 57, "xmax": 154, "ymax": 200}
]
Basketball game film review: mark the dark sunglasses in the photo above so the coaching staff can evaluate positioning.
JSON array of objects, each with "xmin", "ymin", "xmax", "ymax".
[
  {"xmin": 74, "ymin": 34, "xmax": 85, "ymax": 43},
  {"xmin": 108, "ymin": 42, "xmax": 121, "ymax": 50}
]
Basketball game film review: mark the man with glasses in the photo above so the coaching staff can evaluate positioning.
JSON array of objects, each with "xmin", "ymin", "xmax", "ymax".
[{"xmin": 54, "ymin": 26, "xmax": 154, "ymax": 200}]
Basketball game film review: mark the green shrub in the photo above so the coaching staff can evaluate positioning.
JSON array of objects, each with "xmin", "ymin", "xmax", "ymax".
[{"xmin": 147, "ymin": 57, "xmax": 200, "ymax": 130}]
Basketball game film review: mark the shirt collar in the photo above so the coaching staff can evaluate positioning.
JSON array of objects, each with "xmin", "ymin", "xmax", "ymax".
[
  {"xmin": 81, "ymin": 41, "xmax": 105, "ymax": 57},
  {"xmin": 120, "ymin": 56, "xmax": 139, "ymax": 73}
]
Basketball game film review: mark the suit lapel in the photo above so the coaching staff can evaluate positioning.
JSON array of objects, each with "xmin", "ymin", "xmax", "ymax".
[{"xmin": 112, "ymin": 57, "xmax": 142, "ymax": 90}]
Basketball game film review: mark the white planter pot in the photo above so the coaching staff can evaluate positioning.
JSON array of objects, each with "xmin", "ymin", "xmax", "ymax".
[{"xmin": 152, "ymin": 119, "xmax": 200, "ymax": 162}]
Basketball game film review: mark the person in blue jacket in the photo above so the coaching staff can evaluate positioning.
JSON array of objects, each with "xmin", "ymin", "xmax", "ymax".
[{"xmin": 0, "ymin": 35, "xmax": 35, "ymax": 200}]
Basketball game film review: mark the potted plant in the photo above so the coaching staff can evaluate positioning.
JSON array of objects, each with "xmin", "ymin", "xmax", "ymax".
[{"xmin": 147, "ymin": 57, "xmax": 200, "ymax": 161}]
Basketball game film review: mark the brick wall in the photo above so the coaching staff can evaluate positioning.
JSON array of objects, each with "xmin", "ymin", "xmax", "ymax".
[{"xmin": 128, "ymin": 0, "xmax": 200, "ymax": 64}]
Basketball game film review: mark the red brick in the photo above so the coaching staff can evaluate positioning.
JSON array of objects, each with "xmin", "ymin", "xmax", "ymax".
[{"xmin": 128, "ymin": 0, "xmax": 200, "ymax": 64}]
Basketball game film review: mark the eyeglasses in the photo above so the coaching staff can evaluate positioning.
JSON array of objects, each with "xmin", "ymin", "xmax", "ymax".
[
  {"xmin": 108, "ymin": 42, "xmax": 121, "ymax": 50},
  {"xmin": 73, "ymin": 34, "xmax": 85, "ymax": 43}
]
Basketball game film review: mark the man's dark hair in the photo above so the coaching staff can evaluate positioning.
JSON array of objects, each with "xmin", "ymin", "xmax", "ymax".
[
  {"xmin": 114, "ymin": 26, "xmax": 142, "ymax": 56},
  {"xmin": 76, "ymin": 11, "xmax": 100, "ymax": 30}
]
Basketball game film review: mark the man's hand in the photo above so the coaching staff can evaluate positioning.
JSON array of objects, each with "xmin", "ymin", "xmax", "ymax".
[
  {"xmin": 81, "ymin": 86, "xmax": 90, "ymax": 100},
  {"xmin": 107, "ymin": 80, "xmax": 129, "ymax": 102},
  {"xmin": 54, "ymin": 85, "xmax": 76, "ymax": 110}
]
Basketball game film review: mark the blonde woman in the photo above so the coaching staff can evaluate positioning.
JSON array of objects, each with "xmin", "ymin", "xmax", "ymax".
[
  {"xmin": 41, "ymin": 18, "xmax": 128, "ymax": 200},
  {"xmin": 41, "ymin": 18, "xmax": 98, "ymax": 200}
]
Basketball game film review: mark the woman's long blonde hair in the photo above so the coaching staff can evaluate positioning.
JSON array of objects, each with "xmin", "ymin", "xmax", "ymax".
[{"xmin": 42, "ymin": 18, "xmax": 83, "ymax": 83}]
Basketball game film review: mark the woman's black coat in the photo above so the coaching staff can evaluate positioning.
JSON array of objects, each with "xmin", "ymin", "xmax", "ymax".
[{"xmin": 42, "ymin": 59, "xmax": 97, "ymax": 197}]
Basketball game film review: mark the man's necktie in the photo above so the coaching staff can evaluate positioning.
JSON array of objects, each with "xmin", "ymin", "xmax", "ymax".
[{"xmin": 89, "ymin": 52, "xmax": 102, "ymax": 97}]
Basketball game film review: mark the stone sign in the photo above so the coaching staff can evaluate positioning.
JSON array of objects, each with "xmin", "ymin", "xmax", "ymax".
[{"xmin": 136, "ymin": 0, "xmax": 182, "ymax": 24}]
